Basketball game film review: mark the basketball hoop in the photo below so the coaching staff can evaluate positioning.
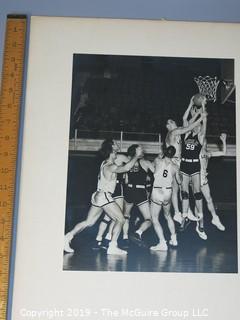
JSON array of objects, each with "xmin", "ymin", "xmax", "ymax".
[{"xmin": 194, "ymin": 76, "xmax": 220, "ymax": 102}]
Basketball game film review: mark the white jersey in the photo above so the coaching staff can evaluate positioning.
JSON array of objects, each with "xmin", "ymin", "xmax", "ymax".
[
  {"xmin": 97, "ymin": 161, "xmax": 117, "ymax": 194},
  {"xmin": 153, "ymin": 160, "xmax": 175, "ymax": 188},
  {"xmin": 166, "ymin": 132, "xmax": 182, "ymax": 159}
]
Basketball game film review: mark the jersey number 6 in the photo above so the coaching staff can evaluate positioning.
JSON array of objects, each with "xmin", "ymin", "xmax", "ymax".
[{"xmin": 163, "ymin": 169, "xmax": 168, "ymax": 177}]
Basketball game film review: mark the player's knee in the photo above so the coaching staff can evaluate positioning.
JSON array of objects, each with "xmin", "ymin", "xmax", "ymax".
[
  {"xmin": 151, "ymin": 214, "xmax": 158, "ymax": 222},
  {"xmin": 85, "ymin": 219, "xmax": 95, "ymax": 228},
  {"xmin": 164, "ymin": 211, "xmax": 171, "ymax": 219},
  {"xmin": 145, "ymin": 219, "xmax": 152, "ymax": 227},
  {"xmin": 194, "ymin": 192, "xmax": 203, "ymax": 200},
  {"xmin": 102, "ymin": 218, "xmax": 111, "ymax": 224},
  {"xmin": 116, "ymin": 215, "xmax": 125, "ymax": 225},
  {"xmin": 181, "ymin": 191, "xmax": 189, "ymax": 200},
  {"xmin": 103, "ymin": 215, "xmax": 111, "ymax": 223}
]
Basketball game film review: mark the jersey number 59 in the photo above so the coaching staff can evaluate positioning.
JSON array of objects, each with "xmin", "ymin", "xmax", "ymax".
[{"xmin": 186, "ymin": 143, "xmax": 195, "ymax": 150}]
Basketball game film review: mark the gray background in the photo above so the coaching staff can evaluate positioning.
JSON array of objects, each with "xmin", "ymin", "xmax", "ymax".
[{"xmin": 1, "ymin": 0, "xmax": 240, "ymax": 72}]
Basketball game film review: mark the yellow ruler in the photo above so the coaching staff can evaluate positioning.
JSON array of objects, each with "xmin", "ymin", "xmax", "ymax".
[{"xmin": 0, "ymin": 15, "xmax": 27, "ymax": 320}]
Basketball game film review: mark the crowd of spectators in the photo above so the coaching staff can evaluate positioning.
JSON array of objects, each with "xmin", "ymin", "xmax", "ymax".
[{"xmin": 72, "ymin": 70, "xmax": 235, "ymax": 143}]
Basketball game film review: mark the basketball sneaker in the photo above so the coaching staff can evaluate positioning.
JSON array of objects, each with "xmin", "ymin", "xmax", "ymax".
[
  {"xmin": 196, "ymin": 223, "xmax": 207, "ymax": 240},
  {"xmin": 211, "ymin": 215, "xmax": 225, "ymax": 231},
  {"xmin": 187, "ymin": 210, "xmax": 200, "ymax": 221},
  {"xmin": 130, "ymin": 232, "xmax": 146, "ymax": 247},
  {"xmin": 107, "ymin": 243, "xmax": 127, "ymax": 255},
  {"xmin": 173, "ymin": 212, "xmax": 183, "ymax": 224},
  {"xmin": 92, "ymin": 240, "xmax": 102, "ymax": 250},
  {"xmin": 150, "ymin": 241, "xmax": 168, "ymax": 251},
  {"xmin": 179, "ymin": 217, "xmax": 191, "ymax": 232},
  {"xmin": 169, "ymin": 234, "xmax": 178, "ymax": 246},
  {"xmin": 64, "ymin": 233, "xmax": 74, "ymax": 253},
  {"xmin": 100, "ymin": 238, "xmax": 110, "ymax": 250}
]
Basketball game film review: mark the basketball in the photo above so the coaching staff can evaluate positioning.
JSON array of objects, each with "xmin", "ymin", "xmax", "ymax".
[{"xmin": 193, "ymin": 93, "xmax": 206, "ymax": 107}]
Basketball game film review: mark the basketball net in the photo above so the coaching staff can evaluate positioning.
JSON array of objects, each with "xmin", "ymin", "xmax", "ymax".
[{"xmin": 194, "ymin": 76, "xmax": 220, "ymax": 102}]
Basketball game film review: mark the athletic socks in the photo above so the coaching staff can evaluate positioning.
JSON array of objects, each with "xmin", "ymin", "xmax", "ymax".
[
  {"xmin": 136, "ymin": 230, "xmax": 143, "ymax": 237},
  {"xmin": 105, "ymin": 233, "xmax": 112, "ymax": 241}
]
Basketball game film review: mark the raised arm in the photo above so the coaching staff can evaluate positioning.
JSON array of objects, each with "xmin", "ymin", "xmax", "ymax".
[
  {"xmin": 173, "ymin": 112, "xmax": 207, "ymax": 136},
  {"xmin": 143, "ymin": 159, "xmax": 155, "ymax": 173},
  {"xmin": 115, "ymin": 153, "xmax": 129, "ymax": 166},
  {"xmin": 190, "ymin": 110, "xmax": 201, "ymax": 124},
  {"xmin": 110, "ymin": 147, "xmax": 142, "ymax": 174},
  {"xmin": 198, "ymin": 113, "xmax": 207, "ymax": 145},
  {"xmin": 182, "ymin": 96, "xmax": 194, "ymax": 126},
  {"xmin": 111, "ymin": 157, "xmax": 138, "ymax": 174},
  {"xmin": 188, "ymin": 96, "xmax": 207, "ymax": 126},
  {"xmin": 157, "ymin": 133, "xmax": 164, "ymax": 159},
  {"xmin": 209, "ymin": 133, "xmax": 227, "ymax": 157},
  {"xmin": 153, "ymin": 157, "xmax": 159, "ymax": 171}
]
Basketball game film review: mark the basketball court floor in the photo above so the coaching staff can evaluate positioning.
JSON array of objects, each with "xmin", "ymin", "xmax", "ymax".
[
  {"xmin": 63, "ymin": 208, "xmax": 237, "ymax": 273},
  {"xmin": 63, "ymin": 153, "xmax": 237, "ymax": 274}
]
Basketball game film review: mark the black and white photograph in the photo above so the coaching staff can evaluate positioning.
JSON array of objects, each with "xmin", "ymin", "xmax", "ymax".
[
  {"xmin": 63, "ymin": 54, "xmax": 237, "ymax": 273},
  {"xmin": 10, "ymin": 17, "xmax": 240, "ymax": 320}
]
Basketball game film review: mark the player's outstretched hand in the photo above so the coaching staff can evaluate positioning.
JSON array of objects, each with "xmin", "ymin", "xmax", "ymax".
[
  {"xmin": 220, "ymin": 133, "xmax": 227, "ymax": 141},
  {"xmin": 201, "ymin": 96, "xmax": 207, "ymax": 108},
  {"xmin": 190, "ymin": 96, "xmax": 195, "ymax": 105},
  {"xmin": 136, "ymin": 146, "xmax": 144, "ymax": 158}
]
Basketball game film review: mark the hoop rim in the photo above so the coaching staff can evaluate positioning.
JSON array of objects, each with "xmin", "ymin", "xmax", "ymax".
[{"xmin": 194, "ymin": 75, "xmax": 220, "ymax": 102}]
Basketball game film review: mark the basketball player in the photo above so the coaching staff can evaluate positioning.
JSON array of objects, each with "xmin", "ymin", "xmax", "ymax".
[
  {"xmin": 182, "ymin": 95, "xmax": 205, "ymax": 127},
  {"xmin": 123, "ymin": 144, "xmax": 155, "ymax": 246},
  {"xmin": 64, "ymin": 141, "xmax": 143, "ymax": 255},
  {"xmin": 150, "ymin": 146, "xmax": 181, "ymax": 251},
  {"xmin": 165, "ymin": 111, "xmax": 207, "ymax": 224},
  {"xmin": 182, "ymin": 96, "xmax": 225, "ymax": 237},
  {"xmin": 182, "ymin": 95, "xmax": 207, "ymax": 222},
  {"xmin": 92, "ymin": 153, "xmax": 128, "ymax": 250},
  {"xmin": 180, "ymin": 108, "xmax": 208, "ymax": 238},
  {"xmin": 197, "ymin": 133, "xmax": 227, "ymax": 232}
]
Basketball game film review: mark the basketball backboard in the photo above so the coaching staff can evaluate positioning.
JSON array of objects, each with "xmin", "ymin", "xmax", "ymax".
[{"xmin": 220, "ymin": 59, "xmax": 235, "ymax": 104}]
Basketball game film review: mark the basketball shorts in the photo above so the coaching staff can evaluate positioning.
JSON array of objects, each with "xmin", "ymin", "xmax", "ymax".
[
  {"xmin": 146, "ymin": 183, "xmax": 153, "ymax": 196},
  {"xmin": 91, "ymin": 191, "xmax": 115, "ymax": 208},
  {"xmin": 180, "ymin": 161, "xmax": 200, "ymax": 176},
  {"xmin": 124, "ymin": 185, "xmax": 148, "ymax": 206},
  {"xmin": 112, "ymin": 181, "xmax": 124, "ymax": 199},
  {"xmin": 151, "ymin": 187, "xmax": 172, "ymax": 206}
]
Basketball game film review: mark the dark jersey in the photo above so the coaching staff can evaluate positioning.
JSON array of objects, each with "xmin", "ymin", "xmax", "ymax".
[
  {"xmin": 182, "ymin": 132, "xmax": 202, "ymax": 160},
  {"xmin": 127, "ymin": 160, "xmax": 148, "ymax": 185},
  {"xmin": 117, "ymin": 173, "xmax": 124, "ymax": 183}
]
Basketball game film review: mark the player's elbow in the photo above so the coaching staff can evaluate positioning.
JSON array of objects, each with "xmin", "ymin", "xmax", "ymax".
[{"xmin": 124, "ymin": 164, "xmax": 131, "ymax": 172}]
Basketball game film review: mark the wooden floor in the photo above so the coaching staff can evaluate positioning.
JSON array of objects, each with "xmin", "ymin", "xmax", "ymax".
[{"xmin": 63, "ymin": 209, "xmax": 238, "ymax": 273}]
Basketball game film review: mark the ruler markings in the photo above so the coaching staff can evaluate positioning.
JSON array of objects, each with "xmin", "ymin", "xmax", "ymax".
[{"xmin": 0, "ymin": 16, "xmax": 26, "ymax": 320}]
